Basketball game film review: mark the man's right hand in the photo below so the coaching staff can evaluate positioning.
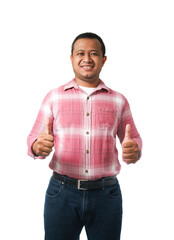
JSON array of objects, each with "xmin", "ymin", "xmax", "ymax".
[{"xmin": 32, "ymin": 118, "xmax": 54, "ymax": 157}]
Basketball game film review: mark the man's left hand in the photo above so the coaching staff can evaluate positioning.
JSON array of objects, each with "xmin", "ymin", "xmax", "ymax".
[{"xmin": 122, "ymin": 124, "xmax": 139, "ymax": 164}]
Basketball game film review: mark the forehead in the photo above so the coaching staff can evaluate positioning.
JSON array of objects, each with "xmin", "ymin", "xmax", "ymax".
[{"xmin": 73, "ymin": 38, "xmax": 102, "ymax": 52}]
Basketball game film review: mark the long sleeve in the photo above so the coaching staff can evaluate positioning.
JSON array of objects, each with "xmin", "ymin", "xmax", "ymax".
[
  {"xmin": 117, "ymin": 97, "xmax": 142, "ymax": 162},
  {"xmin": 27, "ymin": 91, "xmax": 54, "ymax": 159}
]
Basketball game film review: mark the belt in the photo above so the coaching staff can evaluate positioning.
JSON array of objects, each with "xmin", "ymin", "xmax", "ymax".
[{"xmin": 53, "ymin": 172, "xmax": 116, "ymax": 190}]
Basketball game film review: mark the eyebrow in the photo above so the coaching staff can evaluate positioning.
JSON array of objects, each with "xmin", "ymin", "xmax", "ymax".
[{"xmin": 76, "ymin": 49, "xmax": 99, "ymax": 53}]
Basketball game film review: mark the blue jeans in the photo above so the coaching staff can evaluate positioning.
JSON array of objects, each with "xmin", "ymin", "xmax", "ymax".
[{"xmin": 44, "ymin": 175, "xmax": 122, "ymax": 240}]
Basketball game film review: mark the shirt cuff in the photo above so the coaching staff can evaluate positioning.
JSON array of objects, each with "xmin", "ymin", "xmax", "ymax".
[{"xmin": 27, "ymin": 137, "xmax": 45, "ymax": 160}]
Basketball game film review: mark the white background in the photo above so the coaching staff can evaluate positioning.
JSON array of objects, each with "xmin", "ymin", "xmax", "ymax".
[{"xmin": 0, "ymin": 0, "xmax": 174, "ymax": 239}]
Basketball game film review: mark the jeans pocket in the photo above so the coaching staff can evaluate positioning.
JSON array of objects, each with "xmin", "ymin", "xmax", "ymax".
[
  {"xmin": 106, "ymin": 181, "xmax": 122, "ymax": 199},
  {"xmin": 46, "ymin": 177, "xmax": 62, "ymax": 198}
]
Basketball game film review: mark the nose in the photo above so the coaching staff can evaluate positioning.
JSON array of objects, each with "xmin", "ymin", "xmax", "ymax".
[{"xmin": 83, "ymin": 53, "xmax": 92, "ymax": 62}]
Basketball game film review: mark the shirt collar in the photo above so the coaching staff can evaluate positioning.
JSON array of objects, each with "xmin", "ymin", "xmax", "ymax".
[{"xmin": 64, "ymin": 79, "xmax": 110, "ymax": 93}]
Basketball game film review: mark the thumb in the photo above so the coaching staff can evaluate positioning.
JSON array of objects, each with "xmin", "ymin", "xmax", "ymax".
[
  {"xmin": 44, "ymin": 117, "xmax": 52, "ymax": 135},
  {"xmin": 124, "ymin": 124, "xmax": 131, "ymax": 141}
]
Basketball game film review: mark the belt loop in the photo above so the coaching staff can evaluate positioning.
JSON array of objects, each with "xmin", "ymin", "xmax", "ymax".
[
  {"xmin": 62, "ymin": 176, "xmax": 67, "ymax": 189},
  {"xmin": 102, "ymin": 178, "xmax": 105, "ymax": 190}
]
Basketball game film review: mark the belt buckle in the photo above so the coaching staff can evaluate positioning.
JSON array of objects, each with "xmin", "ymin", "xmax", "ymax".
[{"xmin": 78, "ymin": 179, "xmax": 88, "ymax": 190}]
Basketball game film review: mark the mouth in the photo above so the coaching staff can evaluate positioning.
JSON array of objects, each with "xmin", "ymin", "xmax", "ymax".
[{"xmin": 81, "ymin": 65, "xmax": 94, "ymax": 71}]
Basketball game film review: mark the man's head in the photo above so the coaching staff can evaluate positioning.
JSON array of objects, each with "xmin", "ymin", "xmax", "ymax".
[
  {"xmin": 70, "ymin": 32, "xmax": 107, "ymax": 87},
  {"xmin": 71, "ymin": 32, "xmax": 106, "ymax": 57}
]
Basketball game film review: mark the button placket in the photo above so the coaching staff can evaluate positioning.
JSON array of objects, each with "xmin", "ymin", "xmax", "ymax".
[{"xmin": 84, "ymin": 95, "xmax": 91, "ymax": 175}]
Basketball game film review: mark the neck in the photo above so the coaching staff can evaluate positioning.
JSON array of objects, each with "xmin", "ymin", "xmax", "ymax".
[{"xmin": 75, "ymin": 77, "xmax": 100, "ymax": 88}]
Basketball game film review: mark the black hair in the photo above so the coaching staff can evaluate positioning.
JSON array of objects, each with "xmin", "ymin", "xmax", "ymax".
[{"xmin": 71, "ymin": 32, "xmax": 106, "ymax": 57}]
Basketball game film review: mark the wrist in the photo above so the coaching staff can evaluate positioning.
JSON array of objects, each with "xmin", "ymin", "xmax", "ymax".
[{"xmin": 32, "ymin": 140, "xmax": 39, "ymax": 157}]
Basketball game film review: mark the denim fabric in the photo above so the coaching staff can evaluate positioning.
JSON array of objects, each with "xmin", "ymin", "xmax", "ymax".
[{"xmin": 44, "ymin": 175, "xmax": 122, "ymax": 240}]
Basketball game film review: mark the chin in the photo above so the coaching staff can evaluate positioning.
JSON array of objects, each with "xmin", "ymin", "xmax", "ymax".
[{"xmin": 82, "ymin": 74, "xmax": 96, "ymax": 80}]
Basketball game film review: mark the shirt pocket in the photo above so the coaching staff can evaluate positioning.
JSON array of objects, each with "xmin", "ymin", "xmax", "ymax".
[{"xmin": 94, "ymin": 107, "xmax": 117, "ymax": 129}]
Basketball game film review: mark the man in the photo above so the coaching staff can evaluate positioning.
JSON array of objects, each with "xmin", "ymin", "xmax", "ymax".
[{"xmin": 27, "ymin": 32, "xmax": 142, "ymax": 240}]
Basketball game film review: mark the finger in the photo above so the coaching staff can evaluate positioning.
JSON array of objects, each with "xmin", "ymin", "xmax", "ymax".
[
  {"xmin": 123, "ymin": 153, "xmax": 137, "ymax": 159},
  {"xmin": 39, "ymin": 146, "xmax": 53, "ymax": 155},
  {"xmin": 43, "ymin": 141, "xmax": 54, "ymax": 148},
  {"xmin": 125, "ymin": 159, "xmax": 137, "ymax": 164},
  {"xmin": 122, "ymin": 147, "xmax": 135, "ymax": 154},
  {"xmin": 43, "ymin": 146, "xmax": 53, "ymax": 153},
  {"xmin": 123, "ymin": 141, "xmax": 134, "ymax": 148},
  {"xmin": 122, "ymin": 144, "xmax": 138, "ymax": 153},
  {"xmin": 39, "ymin": 133, "xmax": 54, "ymax": 142},
  {"xmin": 123, "ymin": 139, "xmax": 138, "ymax": 149},
  {"xmin": 44, "ymin": 134, "xmax": 54, "ymax": 142},
  {"xmin": 124, "ymin": 124, "xmax": 131, "ymax": 141},
  {"xmin": 40, "ymin": 151, "xmax": 51, "ymax": 157}
]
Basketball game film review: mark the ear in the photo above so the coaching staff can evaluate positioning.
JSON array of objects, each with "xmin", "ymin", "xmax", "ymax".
[
  {"xmin": 70, "ymin": 55, "xmax": 73, "ymax": 63},
  {"xmin": 102, "ymin": 56, "xmax": 107, "ymax": 66}
]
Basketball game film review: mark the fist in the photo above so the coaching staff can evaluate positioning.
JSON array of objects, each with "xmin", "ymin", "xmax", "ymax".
[
  {"xmin": 122, "ymin": 124, "xmax": 139, "ymax": 164},
  {"xmin": 32, "ymin": 118, "xmax": 54, "ymax": 157}
]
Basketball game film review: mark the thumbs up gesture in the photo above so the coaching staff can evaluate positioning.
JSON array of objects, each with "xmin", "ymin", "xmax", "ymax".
[
  {"xmin": 122, "ymin": 124, "xmax": 139, "ymax": 164},
  {"xmin": 32, "ymin": 118, "xmax": 54, "ymax": 157}
]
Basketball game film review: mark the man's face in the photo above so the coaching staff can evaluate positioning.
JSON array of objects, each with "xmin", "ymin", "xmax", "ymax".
[{"xmin": 70, "ymin": 38, "xmax": 107, "ymax": 85}]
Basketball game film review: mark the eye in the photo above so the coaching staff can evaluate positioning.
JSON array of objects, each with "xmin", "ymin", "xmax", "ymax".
[
  {"xmin": 77, "ymin": 52, "xmax": 84, "ymax": 56},
  {"xmin": 91, "ymin": 52, "xmax": 98, "ymax": 56}
]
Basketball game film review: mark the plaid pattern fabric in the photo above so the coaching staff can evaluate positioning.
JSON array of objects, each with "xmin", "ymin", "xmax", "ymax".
[{"xmin": 27, "ymin": 79, "xmax": 142, "ymax": 180}]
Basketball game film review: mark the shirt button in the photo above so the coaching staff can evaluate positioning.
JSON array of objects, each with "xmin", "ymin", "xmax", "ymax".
[
  {"xmin": 86, "ymin": 150, "xmax": 89, "ymax": 153},
  {"xmin": 86, "ymin": 131, "xmax": 89, "ymax": 135},
  {"xmin": 86, "ymin": 112, "xmax": 90, "ymax": 116},
  {"xmin": 87, "ymin": 96, "xmax": 89, "ymax": 100},
  {"xmin": 85, "ymin": 170, "xmax": 88, "ymax": 173}
]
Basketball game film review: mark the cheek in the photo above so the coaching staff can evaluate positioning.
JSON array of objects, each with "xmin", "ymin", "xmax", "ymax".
[
  {"xmin": 72, "ymin": 62, "xmax": 79, "ymax": 71},
  {"xmin": 96, "ymin": 59, "xmax": 104, "ymax": 68},
  {"xmin": 75, "ymin": 60, "xmax": 82, "ymax": 68},
  {"xmin": 96, "ymin": 62, "xmax": 104, "ymax": 71}
]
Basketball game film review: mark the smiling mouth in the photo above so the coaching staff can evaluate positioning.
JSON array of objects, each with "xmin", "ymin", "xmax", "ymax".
[{"xmin": 81, "ymin": 65, "xmax": 94, "ymax": 70}]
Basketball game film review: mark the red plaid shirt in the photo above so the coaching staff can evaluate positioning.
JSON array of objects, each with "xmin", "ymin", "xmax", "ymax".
[{"xmin": 27, "ymin": 79, "xmax": 142, "ymax": 180}]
